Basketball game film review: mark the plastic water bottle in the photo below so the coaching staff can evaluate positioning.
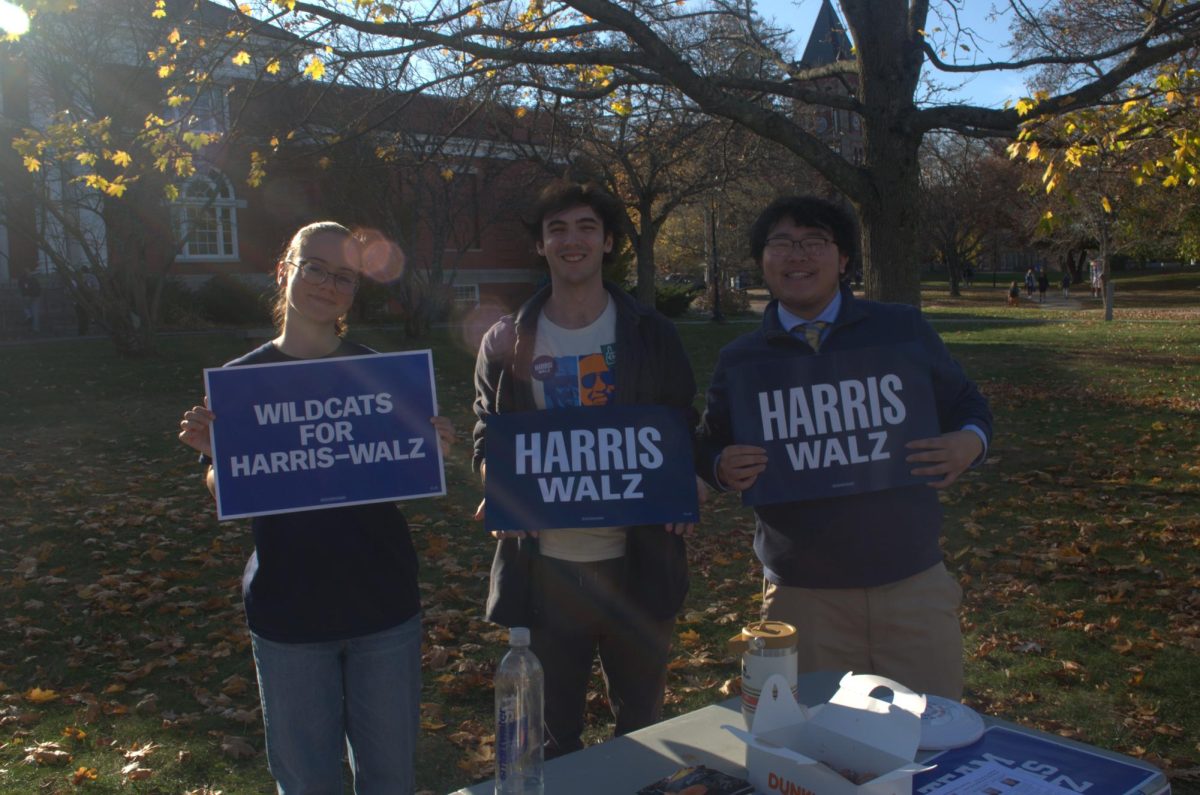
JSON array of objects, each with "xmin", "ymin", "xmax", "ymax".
[{"xmin": 494, "ymin": 627, "xmax": 544, "ymax": 794}]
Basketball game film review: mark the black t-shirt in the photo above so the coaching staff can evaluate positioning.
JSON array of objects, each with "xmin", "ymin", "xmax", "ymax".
[{"xmin": 226, "ymin": 341, "xmax": 421, "ymax": 642}]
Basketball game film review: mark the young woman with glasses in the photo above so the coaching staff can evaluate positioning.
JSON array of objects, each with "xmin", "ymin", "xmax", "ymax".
[{"xmin": 177, "ymin": 221, "xmax": 453, "ymax": 794}]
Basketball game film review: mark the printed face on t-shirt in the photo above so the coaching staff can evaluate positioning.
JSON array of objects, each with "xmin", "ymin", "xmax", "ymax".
[
  {"xmin": 579, "ymin": 353, "xmax": 615, "ymax": 405},
  {"xmin": 531, "ymin": 344, "xmax": 616, "ymax": 409}
]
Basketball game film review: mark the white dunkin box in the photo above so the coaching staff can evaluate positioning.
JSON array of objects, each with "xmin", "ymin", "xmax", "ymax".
[{"xmin": 724, "ymin": 672, "xmax": 935, "ymax": 795}]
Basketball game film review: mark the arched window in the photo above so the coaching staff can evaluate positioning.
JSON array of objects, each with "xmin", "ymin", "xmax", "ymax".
[{"xmin": 173, "ymin": 169, "xmax": 241, "ymax": 260}]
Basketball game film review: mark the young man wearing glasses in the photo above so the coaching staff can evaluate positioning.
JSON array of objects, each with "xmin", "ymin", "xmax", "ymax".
[
  {"xmin": 472, "ymin": 180, "xmax": 699, "ymax": 757},
  {"xmin": 696, "ymin": 196, "xmax": 991, "ymax": 699}
]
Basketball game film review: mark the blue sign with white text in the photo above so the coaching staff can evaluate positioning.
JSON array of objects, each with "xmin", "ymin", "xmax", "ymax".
[
  {"xmin": 484, "ymin": 404, "xmax": 698, "ymax": 532},
  {"xmin": 204, "ymin": 351, "xmax": 445, "ymax": 520},
  {"xmin": 914, "ymin": 726, "xmax": 1162, "ymax": 794},
  {"xmin": 727, "ymin": 345, "xmax": 941, "ymax": 506}
]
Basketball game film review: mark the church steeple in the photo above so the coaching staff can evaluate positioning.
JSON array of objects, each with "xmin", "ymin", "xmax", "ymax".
[{"xmin": 799, "ymin": 0, "xmax": 854, "ymax": 68}]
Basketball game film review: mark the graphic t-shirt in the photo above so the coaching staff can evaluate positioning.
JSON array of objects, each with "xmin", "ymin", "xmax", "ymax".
[{"xmin": 531, "ymin": 297, "xmax": 626, "ymax": 561}]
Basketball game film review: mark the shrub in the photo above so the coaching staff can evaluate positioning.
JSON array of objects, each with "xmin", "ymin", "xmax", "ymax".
[
  {"xmin": 352, "ymin": 278, "xmax": 393, "ymax": 324},
  {"xmin": 692, "ymin": 285, "xmax": 751, "ymax": 315},
  {"xmin": 194, "ymin": 274, "xmax": 272, "ymax": 326},
  {"xmin": 654, "ymin": 283, "xmax": 699, "ymax": 317},
  {"xmin": 153, "ymin": 277, "xmax": 203, "ymax": 328}
]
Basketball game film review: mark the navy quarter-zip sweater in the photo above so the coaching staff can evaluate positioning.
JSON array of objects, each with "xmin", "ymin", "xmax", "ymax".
[{"xmin": 696, "ymin": 286, "xmax": 992, "ymax": 589}]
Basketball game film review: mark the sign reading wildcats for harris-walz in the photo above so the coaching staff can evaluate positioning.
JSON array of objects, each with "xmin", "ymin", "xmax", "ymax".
[
  {"xmin": 204, "ymin": 351, "xmax": 445, "ymax": 520},
  {"xmin": 727, "ymin": 344, "xmax": 940, "ymax": 506},
  {"xmin": 484, "ymin": 404, "xmax": 699, "ymax": 532}
]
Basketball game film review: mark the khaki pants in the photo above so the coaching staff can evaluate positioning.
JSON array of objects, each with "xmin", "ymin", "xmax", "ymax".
[{"xmin": 763, "ymin": 562, "xmax": 964, "ymax": 699}]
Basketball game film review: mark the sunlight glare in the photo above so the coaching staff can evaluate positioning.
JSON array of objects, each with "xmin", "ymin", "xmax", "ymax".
[{"xmin": 0, "ymin": 1, "xmax": 30, "ymax": 37}]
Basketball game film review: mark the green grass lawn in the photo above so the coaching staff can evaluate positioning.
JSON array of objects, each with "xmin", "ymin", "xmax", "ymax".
[{"xmin": 1, "ymin": 285, "xmax": 1198, "ymax": 794}]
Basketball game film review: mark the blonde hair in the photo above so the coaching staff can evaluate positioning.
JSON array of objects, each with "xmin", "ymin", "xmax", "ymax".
[{"xmin": 271, "ymin": 221, "xmax": 358, "ymax": 336}]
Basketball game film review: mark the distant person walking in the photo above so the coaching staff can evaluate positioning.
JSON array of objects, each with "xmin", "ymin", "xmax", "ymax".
[
  {"xmin": 1037, "ymin": 272, "xmax": 1049, "ymax": 303},
  {"xmin": 1007, "ymin": 281, "xmax": 1020, "ymax": 307},
  {"xmin": 18, "ymin": 270, "xmax": 43, "ymax": 333},
  {"xmin": 1061, "ymin": 272, "xmax": 1071, "ymax": 299},
  {"xmin": 962, "ymin": 265, "xmax": 974, "ymax": 288},
  {"xmin": 1024, "ymin": 268, "xmax": 1036, "ymax": 299},
  {"xmin": 1090, "ymin": 259, "xmax": 1103, "ymax": 298}
]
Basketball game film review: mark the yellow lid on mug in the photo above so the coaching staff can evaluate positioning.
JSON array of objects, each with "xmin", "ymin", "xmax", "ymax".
[{"xmin": 728, "ymin": 620, "xmax": 797, "ymax": 653}]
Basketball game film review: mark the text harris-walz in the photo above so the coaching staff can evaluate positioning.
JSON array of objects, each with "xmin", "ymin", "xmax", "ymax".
[
  {"xmin": 225, "ymin": 393, "xmax": 426, "ymax": 477},
  {"xmin": 756, "ymin": 374, "xmax": 910, "ymax": 470},
  {"xmin": 514, "ymin": 426, "xmax": 663, "ymax": 502}
]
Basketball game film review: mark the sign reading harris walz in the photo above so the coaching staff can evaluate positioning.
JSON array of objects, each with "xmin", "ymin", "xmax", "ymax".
[
  {"xmin": 204, "ymin": 351, "xmax": 446, "ymax": 520},
  {"xmin": 484, "ymin": 404, "xmax": 699, "ymax": 532},
  {"xmin": 727, "ymin": 345, "xmax": 941, "ymax": 506}
]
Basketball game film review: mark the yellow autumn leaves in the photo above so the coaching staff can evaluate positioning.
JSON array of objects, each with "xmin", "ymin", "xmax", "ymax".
[
  {"xmin": 1008, "ymin": 64, "xmax": 1200, "ymax": 221},
  {"xmin": 26, "ymin": 686, "xmax": 60, "ymax": 703}
]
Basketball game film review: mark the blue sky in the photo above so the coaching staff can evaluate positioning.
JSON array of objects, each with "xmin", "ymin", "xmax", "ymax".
[{"xmin": 753, "ymin": 0, "xmax": 1036, "ymax": 108}]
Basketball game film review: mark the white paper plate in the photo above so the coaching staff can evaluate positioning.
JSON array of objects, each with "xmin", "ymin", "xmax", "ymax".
[{"xmin": 919, "ymin": 694, "xmax": 985, "ymax": 751}]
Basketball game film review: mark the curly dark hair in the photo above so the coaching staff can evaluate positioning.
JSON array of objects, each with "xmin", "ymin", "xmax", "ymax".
[{"xmin": 524, "ymin": 180, "xmax": 624, "ymax": 264}]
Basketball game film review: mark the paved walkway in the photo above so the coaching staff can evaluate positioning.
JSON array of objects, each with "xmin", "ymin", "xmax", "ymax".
[{"xmin": 1012, "ymin": 289, "xmax": 1087, "ymax": 311}]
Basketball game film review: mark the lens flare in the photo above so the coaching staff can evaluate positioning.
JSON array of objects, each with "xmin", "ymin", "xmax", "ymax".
[
  {"xmin": 0, "ymin": 2, "xmax": 30, "ymax": 37},
  {"xmin": 353, "ymin": 228, "xmax": 406, "ymax": 283}
]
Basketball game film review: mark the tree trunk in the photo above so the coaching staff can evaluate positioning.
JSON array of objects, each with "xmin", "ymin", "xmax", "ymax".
[
  {"xmin": 844, "ymin": 0, "xmax": 925, "ymax": 307},
  {"xmin": 859, "ymin": 165, "xmax": 923, "ymax": 306},
  {"xmin": 634, "ymin": 209, "xmax": 657, "ymax": 307},
  {"xmin": 1068, "ymin": 250, "xmax": 1087, "ymax": 283},
  {"xmin": 946, "ymin": 252, "xmax": 962, "ymax": 298},
  {"xmin": 1099, "ymin": 225, "xmax": 1114, "ymax": 322}
]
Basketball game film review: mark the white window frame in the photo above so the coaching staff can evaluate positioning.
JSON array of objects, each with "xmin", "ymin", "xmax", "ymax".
[
  {"xmin": 173, "ymin": 169, "xmax": 243, "ymax": 262},
  {"xmin": 452, "ymin": 283, "xmax": 479, "ymax": 308}
]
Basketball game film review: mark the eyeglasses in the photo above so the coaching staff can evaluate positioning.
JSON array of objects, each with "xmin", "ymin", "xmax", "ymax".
[
  {"xmin": 581, "ymin": 371, "xmax": 612, "ymax": 390},
  {"xmin": 288, "ymin": 259, "xmax": 359, "ymax": 295},
  {"xmin": 764, "ymin": 236, "xmax": 834, "ymax": 258}
]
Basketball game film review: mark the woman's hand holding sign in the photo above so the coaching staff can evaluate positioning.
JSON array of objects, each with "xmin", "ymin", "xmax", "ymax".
[
  {"xmin": 178, "ymin": 399, "xmax": 218, "ymax": 498},
  {"xmin": 716, "ymin": 445, "xmax": 768, "ymax": 492},
  {"xmin": 905, "ymin": 430, "xmax": 984, "ymax": 489},
  {"xmin": 179, "ymin": 400, "xmax": 215, "ymax": 457}
]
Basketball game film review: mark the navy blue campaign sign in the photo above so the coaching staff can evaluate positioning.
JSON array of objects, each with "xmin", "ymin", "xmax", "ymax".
[
  {"xmin": 727, "ymin": 344, "xmax": 941, "ymax": 506},
  {"xmin": 484, "ymin": 404, "xmax": 698, "ymax": 532},
  {"xmin": 914, "ymin": 726, "xmax": 1161, "ymax": 794},
  {"xmin": 204, "ymin": 351, "xmax": 445, "ymax": 520}
]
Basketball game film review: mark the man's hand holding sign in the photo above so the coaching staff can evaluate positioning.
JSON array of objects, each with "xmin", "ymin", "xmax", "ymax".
[
  {"xmin": 720, "ymin": 348, "xmax": 947, "ymax": 505},
  {"xmin": 480, "ymin": 404, "xmax": 700, "ymax": 534},
  {"xmin": 715, "ymin": 350, "xmax": 982, "ymax": 496},
  {"xmin": 903, "ymin": 429, "xmax": 984, "ymax": 489}
]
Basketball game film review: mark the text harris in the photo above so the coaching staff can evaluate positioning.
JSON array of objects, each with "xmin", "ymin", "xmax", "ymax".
[
  {"xmin": 757, "ymin": 374, "xmax": 905, "ymax": 471},
  {"xmin": 514, "ymin": 426, "xmax": 662, "ymax": 502}
]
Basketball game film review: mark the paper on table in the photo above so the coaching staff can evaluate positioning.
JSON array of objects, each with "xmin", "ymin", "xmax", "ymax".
[{"xmin": 918, "ymin": 761, "xmax": 1071, "ymax": 794}]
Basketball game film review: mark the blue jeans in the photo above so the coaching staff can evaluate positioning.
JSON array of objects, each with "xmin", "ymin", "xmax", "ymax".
[{"xmin": 250, "ymin": 615, "xmax": 422, "ymax": 795}]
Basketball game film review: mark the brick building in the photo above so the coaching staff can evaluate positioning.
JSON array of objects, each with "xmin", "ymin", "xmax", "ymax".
[{"xmin": 0, "ymin": 0, "xmax": 551, "ymax": 336}]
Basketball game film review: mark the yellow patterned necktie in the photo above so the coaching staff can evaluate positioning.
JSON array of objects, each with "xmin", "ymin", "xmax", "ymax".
[{"xmin": 798, "ymin": 320, "xmax": 828, "ymax": 352}]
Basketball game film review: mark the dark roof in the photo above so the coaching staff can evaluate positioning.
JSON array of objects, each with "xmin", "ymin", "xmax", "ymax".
[{"xmin": 799, "ymin": 0, "xmax": 854, "ymax": 67}]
